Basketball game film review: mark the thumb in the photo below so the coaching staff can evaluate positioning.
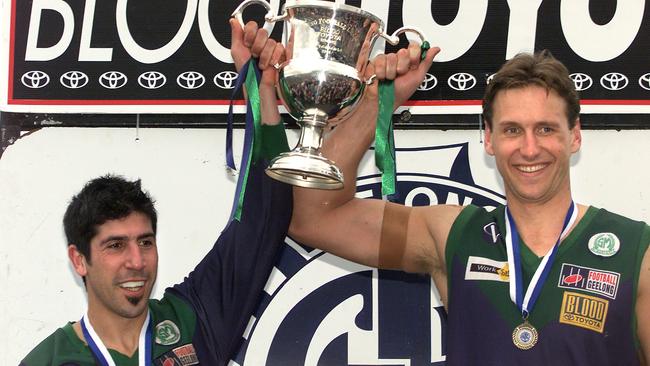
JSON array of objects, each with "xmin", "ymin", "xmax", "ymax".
[{"xmin": 417, "ymin": 46, "xmax": 439, "ymax": 76}]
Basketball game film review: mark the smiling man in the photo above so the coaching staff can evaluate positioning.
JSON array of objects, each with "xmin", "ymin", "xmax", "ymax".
[
  {"xmin": 78, "ymin": 210, "xmax": 157, "ymax": 313},
  {"xmin": 288, "ymin": 50, "xmax": 650, "ymax": 364},
  {"xmin": 21, "ymin": 161, "xmax": 291, "ymax": 366},
  {"xmin": 63, "ymin": 177, "xmax": 160, "ymax": 362},
  {"xmin": 21, "ymin": 157, "xmax": 291, "ymax": 366},
  {"xmin": 20, "ymin": 133, "xmax": 291, "ymax": 365},
  {"xmin": 19, "ymin": 15, "xmax": 296, "ymax": 366}
]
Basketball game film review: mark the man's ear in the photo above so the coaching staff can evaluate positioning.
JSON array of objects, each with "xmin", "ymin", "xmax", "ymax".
[
  {"xmin": 484, "ymin": 121, "xmax": 495, "ymax": 156},
  {"xmin": 68, "ymin": 245, "xmax": 88, "ymax": 277},
  {"xmin": 570, "ymin": 118, "xmax": 582, "ymax": 153}
]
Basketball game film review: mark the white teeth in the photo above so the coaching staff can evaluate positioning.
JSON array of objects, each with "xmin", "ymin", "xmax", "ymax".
[
  {"xmin": 120, "ymin": 281, "xmax": 144, "ymax": 289},
  {"xmin": 518, "ymin": 164, "xmax": 545, "ymax": 173}
]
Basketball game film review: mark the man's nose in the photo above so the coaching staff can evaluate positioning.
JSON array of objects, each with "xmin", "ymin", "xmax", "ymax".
[
  {"xmin": 125, "ymin": 242, "xmax": 145, "ymax": 270},
  {"xmin": 520, "ymin": 131, "xmax": 541, "ymax": 158}
]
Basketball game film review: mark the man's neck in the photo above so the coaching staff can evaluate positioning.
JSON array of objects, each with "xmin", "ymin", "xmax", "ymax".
[
  {"xmin": 74, "ymin": 305, "xmax": 148, "ymax": 357},
  {"xmin": 506, "ymin": 193, "xmax": 584, "ymax": 257}
]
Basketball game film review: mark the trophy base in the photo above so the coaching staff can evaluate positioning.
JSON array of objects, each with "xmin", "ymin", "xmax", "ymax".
[{"xmin": 266, "ymin": 152, "xmax": 344, "ymax": 190}]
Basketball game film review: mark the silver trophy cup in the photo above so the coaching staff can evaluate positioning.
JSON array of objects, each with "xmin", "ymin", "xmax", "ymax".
[{"xmin": 233, "ymin": 0, "xmax": 424, "ymax": 189}]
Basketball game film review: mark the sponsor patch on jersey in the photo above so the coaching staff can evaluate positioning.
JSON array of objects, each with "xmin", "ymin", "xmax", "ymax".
[
  {"xmin": 154, "ymin": 344, "xmax": 199, "ymax": 366},
  {"xmin": 559, "ymin": 291, "xmax": 609, "ymax": 333},
  {"xmin": 172, "ymin": 344, "xmax": 199, "ymax": 365},
  {"xmin": 464, "ymin": 256, "xmax": 509, "ymax": 282},
  {"xmin": 155, "ymin": 319, "xmax": 181, "ymax": 345},
  {"xmin": 588, "ymin": 232, "xmax": 620, "ymax": 257},
  {"xmin": 557, "ymin": 263, "xmax": 620, "ymax": 299}
]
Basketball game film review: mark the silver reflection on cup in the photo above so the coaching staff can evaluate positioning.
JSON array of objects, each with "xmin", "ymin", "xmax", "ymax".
[{"xmin": 232, "ymin": 0, "xmax": 425, "ymax": 189}]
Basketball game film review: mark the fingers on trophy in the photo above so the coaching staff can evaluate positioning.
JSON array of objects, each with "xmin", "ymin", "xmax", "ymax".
[{"xmin": 232, "ymin": 0, "xmax": 428, "ymax": 190}]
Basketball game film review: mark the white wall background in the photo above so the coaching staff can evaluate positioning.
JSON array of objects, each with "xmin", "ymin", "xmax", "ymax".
[{"xmin": 1, "ymin": 126, "xmax": 649, "ymax": 364}]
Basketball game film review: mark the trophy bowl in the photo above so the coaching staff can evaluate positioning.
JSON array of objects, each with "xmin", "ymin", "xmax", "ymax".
[{"xmin": 233, "ymin": 0, "xmax": 424, "ymax": 189}]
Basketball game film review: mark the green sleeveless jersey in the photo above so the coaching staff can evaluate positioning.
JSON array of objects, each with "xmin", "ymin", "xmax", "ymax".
[
  {"xmin": 20, "ymin": 292, "xmax": 199, "ymax": 366},
  {"xmin": 445, "ymin": 205, "xmax": 650, "ymax": 365}
]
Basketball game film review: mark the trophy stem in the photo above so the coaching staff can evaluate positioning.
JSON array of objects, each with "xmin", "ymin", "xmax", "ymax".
[
  {"xmin": 265, "ymin": 115, "xmax": 344, "ymax": 190},
  {"xmin": 296, "ymin": 116, "xmax": 325, "ymax": 154}
]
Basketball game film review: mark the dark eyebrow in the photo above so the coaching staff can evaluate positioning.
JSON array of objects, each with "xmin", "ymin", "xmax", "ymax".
[
  {"xmin": 99, "ymin": 233, "xmax": 155, "ymax": 246},
  {"xmin": 137, "ymin": 233, "xmax": 156, "ymax": 241},
  {"xmin": 499, "ymin": 121, "xmax": 520, "ymax": 128},
  {"xmin": 100, "ymin": 235, "xmax": 128, "ymax": 246},
  {"xmin": 537, "ymin": 120, "xmax": 561, "ymax": 127}
]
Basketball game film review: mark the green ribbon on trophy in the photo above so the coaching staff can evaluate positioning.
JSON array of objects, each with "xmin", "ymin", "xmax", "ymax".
[
  {"xmin": 376, "ymin": 80, "xmax": 397, "ymax": 198},
  {"xmin": 226, "ymin": 59, "xmax": 263, "ymax": 222},
  {"xmin": 233, "ymin": 61, "xmax": 263, "ymax": 220},
  {"xmin": 247, "ymin": 65, "xmax": 264, "ymax": 164},
  {"xmin": 374, "ymin": 41, "xmax": 430, "ymax": 199}
]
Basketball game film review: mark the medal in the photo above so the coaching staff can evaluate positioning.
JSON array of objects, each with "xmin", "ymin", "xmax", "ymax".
[
  {"xmin": 505, "ymin": 201, "xmax": 577, "ymax": 350},
  {"xmin": 81, "ymin": 309, "xmax": 152, "ymax": 366},
  {"xmin": 512, "ymin": 320, "xmax": 538, "ymax": 350}
]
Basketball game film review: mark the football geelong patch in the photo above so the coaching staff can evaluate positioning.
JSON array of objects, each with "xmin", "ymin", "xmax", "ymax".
[{"xmin": 557, "ymin": 263, "xmax": 620, "ymax": 299}]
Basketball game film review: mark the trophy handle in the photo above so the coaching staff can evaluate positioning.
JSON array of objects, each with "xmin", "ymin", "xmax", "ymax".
[
  {"xmin": 364, "ymin": 27, "xmax": 428, "ymax": 84},
  {"xmin": 231, "ymin": 0, "xmax": 286, "ymax": 34},
  {"xmin": 379, "ymin": 26, "xmax": 426, "ymax": 46}
]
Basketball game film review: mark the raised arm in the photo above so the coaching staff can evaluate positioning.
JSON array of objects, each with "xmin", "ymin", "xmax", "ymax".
[
  {"xmin": 289, "ymin": 46, "xmax": 462, "ymax": 279},
  {"xmin": 159, "ymin": 22, "xmax": 293, "ymax": 364}
]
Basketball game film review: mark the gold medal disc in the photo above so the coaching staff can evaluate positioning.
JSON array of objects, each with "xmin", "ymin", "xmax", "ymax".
[{"xmin": 512, "ymin": 321, "xmax": 538, "ymax": 350}]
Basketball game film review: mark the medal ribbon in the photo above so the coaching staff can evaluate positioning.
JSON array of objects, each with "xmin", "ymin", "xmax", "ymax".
[
  {"xmin": 375, "ymin": 80, "xmax": 397, "ymax": 199},
  {"xmin": 373, "ymin": 41, "xmax": 431, "ymax": 201},
  {"xmin": 505, "ymin": 201, "xmax": 577, "ymax": 318},
  {"xmin": 226, "ymin": 59, "xmax": 263, "ymax": 222},
  {"xmin": 81, "ymin": 309, "xmax": 152, "ymax": 366}
]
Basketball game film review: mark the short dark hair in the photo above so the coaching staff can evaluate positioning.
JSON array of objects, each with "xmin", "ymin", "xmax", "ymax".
[
  {"xmin": 482, "ymin": 50, "xmax": 580, "ymax": 129},
  {"xmin": 63, "ymin": 175, "xmax": 157, "ymax": 262}
]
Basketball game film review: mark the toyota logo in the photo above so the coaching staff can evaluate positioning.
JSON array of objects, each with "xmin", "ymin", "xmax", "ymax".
[
  {"xmin": 448, "ymin": 73, "xmax": 476, "ymax": 91},
  {"xmin": 214, "ymin": 71, "xmax": 238, "ymax": 89},
  {"xmin": 600, "ymin": 72, "xmax": 628, "ymax": 91},
  {"xmin": 138, "ymin": 71, "xmax": 167, "ymax": 89},
  {"xmin": 638, "ymin": 73, "xmax": 650, "ymax": 91},
  {"xmin": 177, "ymin": 71, "xmax": 205, "ymax": 89},
  {"xmin": 486, "ymin": 73, "xmax": 496, "ymax": 85},
  {"xmin": 417, "ymin": 73, "xmax": 437, "ymax": 91},
  {"xmin": 570, "ymin": 73, "xmax": 593, "ymax": 91},
  {"xmin": 99, "ymin": 71, "xmax": 128, "ymax": 89},
  {"xmin": 21, "ymin": 71, "xmax": 50, "ymax": 89},
  {"xmin": 60, "ymin": 71, "xmax": 89, "ymax": 89}
]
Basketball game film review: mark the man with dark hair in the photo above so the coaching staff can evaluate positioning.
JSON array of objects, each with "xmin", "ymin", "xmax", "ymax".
[
  {"xmin": 289, "ymin": 49, "xmax": 650, "ymax": 364},
  {"xmin": 63, "ymin": 175, "xmax": 158, "ymax": 270},
  {"xmin": 19, "ymin": 20, "xmax": 292, "ymax": 366},
  {"xmin": 22, "ymin": 156, "xmax": 290, "ymax": 366}
]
